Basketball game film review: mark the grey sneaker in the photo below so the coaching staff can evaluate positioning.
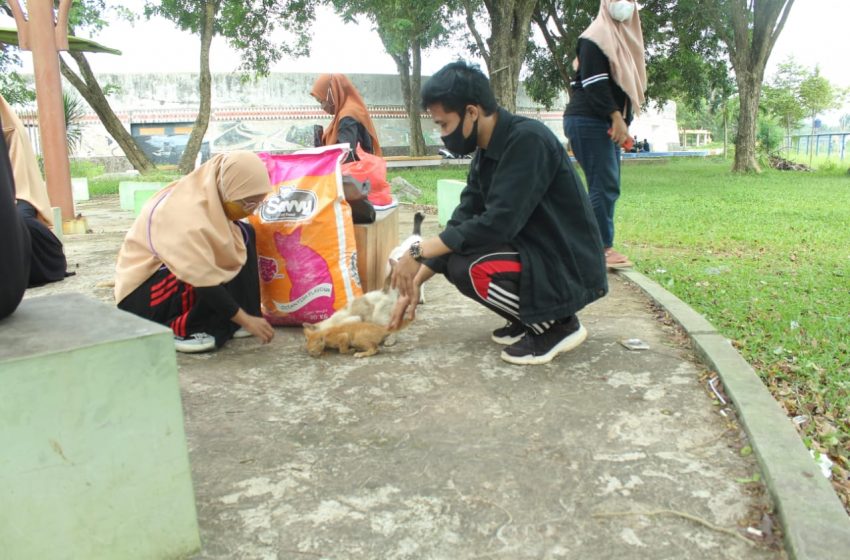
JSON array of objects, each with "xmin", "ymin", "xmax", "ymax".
[
  {"xmin": 500, "ymin": 317, "xmax": 587, "ymax": 365},
  {"xmin": 491, "ymin": 321, "xmax": 526, "ymax": 345},
  {"xmin": 174, "ymin": 332, "xmax": 216, "ymax": 353}
]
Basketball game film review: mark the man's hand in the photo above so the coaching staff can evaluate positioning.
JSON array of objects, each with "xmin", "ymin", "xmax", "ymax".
[
  {"xmin": 389, "ymin": 286, "xmax": 420, "ymax": 330},
  {"xmin": 391, "ymin": 251, "xmax": 421, "ymax": 300},
  {"xmin": 233, "ymin": 309, "xmax": 275, "ymax": 343}
]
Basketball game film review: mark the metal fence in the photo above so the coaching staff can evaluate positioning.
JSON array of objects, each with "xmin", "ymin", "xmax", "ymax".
[{"xmin": 785, "ymin": 132, "xmax": 850, "ymax": 161}]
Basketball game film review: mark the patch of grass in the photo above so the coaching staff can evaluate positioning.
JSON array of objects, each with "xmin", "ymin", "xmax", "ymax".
[
  {"xmin": 387, "ymin": 165, "xmax": 469, "ymax": 206},
  {"xmin": 88, "ymin": 170, "xmax": 182, "ymax": 197},
  {"xmin": 69, "ymin": 160, "xmax": 105, "ymax": 178},
  {"xmin": 616, "ymin": 158, "xmax": 850, "ymax": 490}
]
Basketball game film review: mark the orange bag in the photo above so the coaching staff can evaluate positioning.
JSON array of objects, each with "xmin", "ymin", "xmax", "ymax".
[
  {"xmin": 341, "ymin": 144, "xmax": 393, "ymax": 206},
  {"xmin": 250, "ymin": 146, "xmax": 363, "ymax": 325}
]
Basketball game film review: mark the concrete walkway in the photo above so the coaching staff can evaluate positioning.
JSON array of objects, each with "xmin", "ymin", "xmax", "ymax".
[{"xmin": 28, "ymin": 199, "xmax": 838, "ymax": 559}]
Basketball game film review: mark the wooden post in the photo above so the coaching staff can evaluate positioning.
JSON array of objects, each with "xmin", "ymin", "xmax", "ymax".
[{"xmin": 8, "ymin": 0, "xmax": 74, "ymax": 222}]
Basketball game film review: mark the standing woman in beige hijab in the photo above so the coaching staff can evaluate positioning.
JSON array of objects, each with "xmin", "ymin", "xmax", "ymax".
[
  {"xmin": 114, "ymin": 151, "xmax": 275, "ymax": 353},
  {"xmin": 563, "ymin": 0, "xmax": 646, "ymax": 269}
]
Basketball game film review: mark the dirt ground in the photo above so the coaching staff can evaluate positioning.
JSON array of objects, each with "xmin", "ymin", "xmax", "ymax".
[{"xmin": 26, "ymin": 197, "xmax": 785, "ymax": 560}]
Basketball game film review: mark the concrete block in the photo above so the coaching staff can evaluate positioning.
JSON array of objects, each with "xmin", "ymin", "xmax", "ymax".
[
  {"xmin": 71, "ymin": 177, "xmax": 90, "ymax": 201},
  {"xmin": 119, "ymin": 181, "xmax": 166, "ymax": 211},
  {"xmin": 51, "ymin": 206, "xmax": 63, "ymax": 242},
  {"xmin": 0, "ymin": 294, "xmax": 200, "ymax": 559},
  {"xmin": 436, "ymin": 179, "xmax": 465, "ymax": 227},
  {"xmin": 134, "ymin": 186, "xmax": 164, "ymax": 216}
]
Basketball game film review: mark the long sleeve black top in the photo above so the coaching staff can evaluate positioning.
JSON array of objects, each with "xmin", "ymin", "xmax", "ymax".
[{"xmin": 564, "ymin": 38, "xmax": 633, "ymax": 125}]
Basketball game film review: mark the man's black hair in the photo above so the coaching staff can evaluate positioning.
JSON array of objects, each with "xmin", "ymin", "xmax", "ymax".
[{"xmin": 421, "ymin": 60, "xmax": 499, "ymax": 116}]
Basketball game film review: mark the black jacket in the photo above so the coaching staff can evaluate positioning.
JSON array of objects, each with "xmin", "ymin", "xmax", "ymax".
[
  {"xmin": 564, "ymin": 38, "xmax": 633, "ymax": 125},
  {"xmin": 427, "ymin": 108, "xmax": 608, "ymax": 323}
]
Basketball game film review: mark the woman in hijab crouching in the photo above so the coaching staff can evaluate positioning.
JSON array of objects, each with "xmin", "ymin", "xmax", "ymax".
[
  {"xmin": 563, "ymin": 0, "xmax": 646, "ymax": 270},
  {"xmin": 310, "ymin": 73, "xmax": 382, "ymax": 163},
  {"xmin": 114, "ymin": 151, "xmax": 274, "ymax": 353}
]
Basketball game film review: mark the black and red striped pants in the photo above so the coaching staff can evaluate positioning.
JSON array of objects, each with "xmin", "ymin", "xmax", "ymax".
[
  {"xmin": 118, "ymin": 222, "xmax": 260, "ymax": 347},
  {"xmin": 444, "ymin": 247, "xmax": 567, "ymax": 335}
]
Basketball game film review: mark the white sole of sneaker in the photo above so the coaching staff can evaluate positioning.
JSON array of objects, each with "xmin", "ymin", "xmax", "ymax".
[
  {"xmin": 174, "ymin": 344, "xmax": 216, "ymax": 354},
  {"xmin": 233, "ymin": 328, "xmax": 253, "ymax": 339},
  {"xmin": 491, "ymin": 332, "xmax": 525, "ymax": 345},
  {"xmin": 499, "ymin": 325, "xmax": 588, "ymax": 365}
]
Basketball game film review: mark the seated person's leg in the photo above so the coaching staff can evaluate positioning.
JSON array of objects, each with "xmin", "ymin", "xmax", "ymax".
[
  {"xmin": 0, "ymin": 146, "xmax": 31, "ymax": 319},
  {"xmin": 16, "ymin": 200, "xmax": 67, "ymax": 287},
  {"xmin": 118, "ymin": 267, "xmax": 219, "ymax": 352}
]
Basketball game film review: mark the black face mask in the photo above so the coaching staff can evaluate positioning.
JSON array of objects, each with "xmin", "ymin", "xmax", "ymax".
[{"xmin": 441, "ymin": 111, "xmax": 478, "ymax": 156}]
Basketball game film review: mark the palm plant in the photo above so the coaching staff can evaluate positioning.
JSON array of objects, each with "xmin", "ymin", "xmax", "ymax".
[{"xmin": 63, "ymin": 91, "xmax": 85, "ymax": 154}]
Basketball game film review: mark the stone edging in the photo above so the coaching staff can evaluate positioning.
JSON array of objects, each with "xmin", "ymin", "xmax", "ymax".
[{"xmin": 617, "ymin": 269, "xmax": 850, "ymax": 560}]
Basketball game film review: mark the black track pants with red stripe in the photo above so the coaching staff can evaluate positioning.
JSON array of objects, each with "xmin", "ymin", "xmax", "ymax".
[
  {"xmin": 117, "ymin": 222, "xmax": 260, "ymax": 347},
  {"xmin": 444, "ymin": 247, "xmax": 568, "ymax": 335}
]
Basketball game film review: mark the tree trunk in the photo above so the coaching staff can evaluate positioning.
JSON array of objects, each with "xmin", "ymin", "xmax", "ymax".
[
  {"xmin": 463, "ymin": 0, "xmax": 536, "ymax": 112},
  {"xmin": 733, "ymin": 72, "xmax": 762, "ymax": 172},
  {"xmin": 59, "ymin": 52, "xmax": 156, "ymax": 173},
  {"xmin": 720, "ymin": 0, "xmax": 795, "ymax": 173},
  {"xmin": 178, "ymin": 0, "xmax": 215, "ymax": 174},
  {"xmin": 388, "ymin": 41, "xmax": 426, "ymax": 157},
  {"xmin": 408, "ymin": 40, "xmax": 426, "ymax": 156}
]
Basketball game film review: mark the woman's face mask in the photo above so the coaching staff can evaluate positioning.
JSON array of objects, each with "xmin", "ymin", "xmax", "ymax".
[
  {"xmin": 321, "ymin": 86, "xmax": 336, "ymax": 114},
  {"xmin": 609, "ymin": 0, "xmax": 635, "ymax": 22},
  {"xmin": 223, "ymin": 197, "xmax": 262, "ymax": 221},
  {"xmin": 441, "ymin": 110, "xmax": 478, "ymax": 156}
]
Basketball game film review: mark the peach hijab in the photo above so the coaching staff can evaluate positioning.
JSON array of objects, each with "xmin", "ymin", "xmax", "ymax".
[
  {"xmin": 114, "ymin": 151, "xmax": 271, "ymax": 303},
  {"xmin": 310, "ymin": 73, "xmax": 382, "ymax": 155},
  {"xmin": 0, "ymin": 93, "xmax": 53, "ymax": 226},
  {"xmin": 580, "ymin": 0, "xmax": 647, "ymax": 115}
]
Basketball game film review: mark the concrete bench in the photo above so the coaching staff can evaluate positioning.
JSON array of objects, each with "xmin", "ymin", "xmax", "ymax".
[
  {"xmin": 0, "ymin": 293, "xmax": 200, "ymax": 559},
  {"xmin": 436, "ymin": 179, "xmax": 465, "ymax": 227},
  {"xmin": 118, "ymin": 181, "xmax": 167, "ymax": 211}
]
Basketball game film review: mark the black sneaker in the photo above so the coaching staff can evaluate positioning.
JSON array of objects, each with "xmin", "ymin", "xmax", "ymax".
[
  {"xmin": 500, "ymin": 317, "xmax": 587, "ymax": 365},
  {"xmin": 491, "ymin": 321, "xmax": 527, "ymax": 345}
]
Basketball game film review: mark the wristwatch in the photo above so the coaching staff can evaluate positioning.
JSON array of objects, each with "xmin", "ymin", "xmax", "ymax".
[{"xmin": 409, "ymin": 240, "xmax": 426, "ymax": 263}]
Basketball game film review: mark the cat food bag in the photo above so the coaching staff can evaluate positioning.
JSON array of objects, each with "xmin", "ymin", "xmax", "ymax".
[{"xmin": 250, "ymin": 145, "xmax": 363, "ymax": 325}]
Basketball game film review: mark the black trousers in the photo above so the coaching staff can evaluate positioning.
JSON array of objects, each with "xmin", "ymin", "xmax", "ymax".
[
  {"xmin": 17, "ymin": 200, "xmax": 67, "ymax": 287},
  {"xmin": 0, "ymin": 127, "xmax": 30, "ymax": 319},
  {"xmin": 444, "ymin": 246, "xmax": 569, "ymax": 335},
  {"xmin": 118, "ymin": 222, "xmax": 261, "ymax": 347}
]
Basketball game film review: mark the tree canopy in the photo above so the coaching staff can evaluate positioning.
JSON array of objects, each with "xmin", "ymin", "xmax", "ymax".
[
  {"xmin": 526, "ymin": 0, "xmax": 732, "ymax": 112},
  {"xmin": 144, "ymin": 0, "xmax": 317, "ymax": 172}
]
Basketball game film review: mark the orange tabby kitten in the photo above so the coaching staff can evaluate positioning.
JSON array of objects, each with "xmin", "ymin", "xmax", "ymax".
[{"xmin": 303, "ymin": 321, "xmax": 391, "ymax": 358}]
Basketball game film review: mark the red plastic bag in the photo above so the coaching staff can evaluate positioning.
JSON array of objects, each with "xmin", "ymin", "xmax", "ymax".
[{"xmin": 341, "ymin": 145, "xmax": 392, "ymax": 206}]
